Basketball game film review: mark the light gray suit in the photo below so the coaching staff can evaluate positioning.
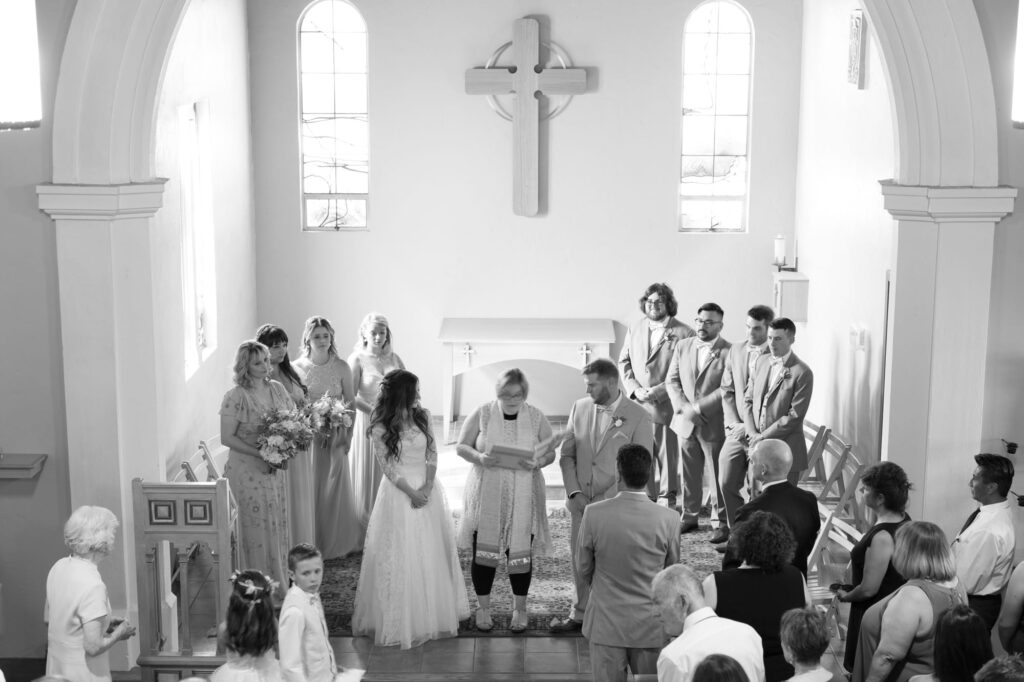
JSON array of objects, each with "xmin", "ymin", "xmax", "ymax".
[
  {"xmin": 666, "ymin": 335, "xmax": 731, "ymax": 527},
  {"xmin": 744, "ymin": 351, "xmax": 814, "ymax": 474},
  {"xmin": 619, "ymin": 317, "xmax": 695, "ymax": 501},
  {"xmin": 560, "ymin": 393, "xmax": 654, "ymax": 621},
  {"xmin": 578, "ymin": 491, "xmax": 680, "ymax": 682}
]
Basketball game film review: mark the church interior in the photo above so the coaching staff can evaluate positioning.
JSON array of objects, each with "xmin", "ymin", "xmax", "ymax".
[{"xmin": 1, "ymin": 0, "xmax": 1024, "ymax": 679}]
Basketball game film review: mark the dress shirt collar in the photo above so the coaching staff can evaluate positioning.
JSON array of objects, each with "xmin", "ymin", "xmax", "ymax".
[
  {"xmin": 770, "ymin": 350, "xmax": 792, "ymax": 366},
  {"xmin": 747, "ymin": 341, "xmax": 768, "ymax": 353},
  {"xmin": 596, "ymin": 391, "xmax": 624, "ymax": 414},
  {"xmin": 977, "ymin": 499, "xmax": 1013, "ymax": 515},
  {"xmin": 648, "ymin": 318, "xmax": 669, "ymax": 330},
  {"xmin": 617, "ymin": 490, "xmax": 651, "ymax": 499},
  {"xmin": 683, "ymin": 606, "xmax": 718, "ymax": 631},
  {"xmin": 760, "ymin": 479, "xmax": 787, "ymax": 492}
]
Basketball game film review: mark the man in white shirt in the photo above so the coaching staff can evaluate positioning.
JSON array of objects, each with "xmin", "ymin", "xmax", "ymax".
[
  {"xmin": 652, "ymin": 564, "xmax": 765, "ymax": 682},
  {"xmin": 952, "ymin": 453, "xmax": 1016, "ymax": 631}
]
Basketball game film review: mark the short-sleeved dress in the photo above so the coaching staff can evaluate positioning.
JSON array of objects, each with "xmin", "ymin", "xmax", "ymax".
[
  {"xmin": 348, "ymin": 350, "xmax": 404, "ymax": 537},
  {"xmin": 844, "ymin": 517, "xmax": 909, "ymax": 671},
  {"xmin": 220, "ymin": 380, "xmax": 294, "ymax": 594},
  {"xmin": 852, "ymin": 579, "xmax": 966, "ymax": 682},
  {"xmin": 45, "ymin": 556, "xmax": 113, "ymax": 682}
]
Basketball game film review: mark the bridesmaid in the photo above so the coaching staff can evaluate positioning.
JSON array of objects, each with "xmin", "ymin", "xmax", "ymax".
[
  {"xmin": 292, "ymin": 316, "xmax": 361, "ymax": 558},
  {"xmin": 219, "ymin": 340, "xmax": 294, "ymax": 596},
  {"xmin": 256, "ymin": 324, "xmax": 314, "ymax": 546},
  {"xmin": 348, "ymin": 312, "xmax": 405, "ymax": 537}
]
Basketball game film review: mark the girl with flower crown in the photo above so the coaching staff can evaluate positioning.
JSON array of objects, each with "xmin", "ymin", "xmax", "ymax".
[{"xmin": 212, "ymin": 570, "xmax": 281, "ymax": 682}]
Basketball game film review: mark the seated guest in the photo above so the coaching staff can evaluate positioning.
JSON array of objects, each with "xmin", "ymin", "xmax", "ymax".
[
  {"xmin": 705, "ymin": 511, "xmax": 809, "ymax": 681},
  {"xmin": 577, "ymin": 444, "xmax": 681, "ymax": 682},
  {"xmin": 908, "ymin": 604, "xmax": 993, "ymax": 682},
  {"xmin": 693, "ymin": 654, "xmax": 750, "ymax": 682},
  {"xmin": 952, "ymin": 454, "xmax": 1016, "ymax": 632},
  {"xmin": 998, "ymin": 561, "xmax": 1024, "ymax": 654},
  {"xmin": 720, "ymin": 439, "xmax": 819, "ymax": 576},
  {"xmin": 852, "ymin": 521, "xmax": 967, "ymax": 682},
  {"xmin": 838, "ymin": 462, "xmax": 912, "ymax": 672},
  {"xmin": 653, "ymin": 564, "xmax": 765, "ymax": 682},
  {"xmin": 779, "ymin": 608, "xmax": 831, "ymax": 682},
  {"xmin": 975, "ymin": 656, "xmax": 1024, "ymax": 682}
]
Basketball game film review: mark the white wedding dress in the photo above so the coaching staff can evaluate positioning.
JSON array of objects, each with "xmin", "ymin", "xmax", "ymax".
[{"xmin": 351, "ymin": 426, "xmax": 469, "ymax": 648}]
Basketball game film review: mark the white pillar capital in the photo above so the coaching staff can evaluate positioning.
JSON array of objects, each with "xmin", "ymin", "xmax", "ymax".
[
  {"xmin": 879, "ymin": 181, "xmax": 1017, "ymax": 223},
  {"xmin": 37, "ymin": 181, "xmax": 167, "ymax": 220}
]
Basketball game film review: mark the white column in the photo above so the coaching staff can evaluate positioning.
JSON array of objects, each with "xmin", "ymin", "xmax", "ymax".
[
  {"xmin": 880, "ymin": 182, "xmax": 1016, "ymax": 538},
  {"xmin": 37, "ymin": 182, "xmax": 166, "ymax": 671}
]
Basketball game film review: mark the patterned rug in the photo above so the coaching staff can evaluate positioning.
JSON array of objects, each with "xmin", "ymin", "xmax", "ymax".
[{"xmin": 322, "ymin": 507, "xmax": 722, "ymax": 636}]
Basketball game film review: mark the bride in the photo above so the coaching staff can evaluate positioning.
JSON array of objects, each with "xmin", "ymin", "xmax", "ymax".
[{"xmin": 351, "ymin": 369, "xmax": 469, "ymax": 648}]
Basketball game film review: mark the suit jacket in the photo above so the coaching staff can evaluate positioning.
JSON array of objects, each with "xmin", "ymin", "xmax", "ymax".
[
  {"xmin": 744, "ymin": 352, "xmax": 814, "ymax": 471},
  {"xmin": 722, "ymin": 481, "xmax": 820, "ymax": 575},
  {"xmin": 560, "ymin": 394, "xmax": 655, "ymax": 501},
  {"xmin": 721, "ymin": 342, "xmax": 771, "ymax": 427},
  {"xmin": 578, "ymin": 491, "xmax": 680, "ymax": 647},
  {"xmin": 619, "ymin": 317, "xmax": 695, "ymax": 425},
  {"xmin": 666, "ymin": 335, "xmax": 732, "ymax": 441},
  {"xmin": 279, "ymin": 585, "xmax": 336, "ymax": 682}
]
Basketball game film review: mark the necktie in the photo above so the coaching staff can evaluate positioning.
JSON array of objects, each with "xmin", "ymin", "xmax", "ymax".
[{"xmin": 959, "ymin": 508, "xmax": 980, "ymax": 536}]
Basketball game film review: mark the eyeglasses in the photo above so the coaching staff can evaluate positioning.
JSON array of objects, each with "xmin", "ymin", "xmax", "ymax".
[
  {"xmin": 694, "ymin": 318, "xmax": 722, "ymax": 327},
  {"xmin": 499, "ymin": 391, "xmax": 525, "ymax": 400},
  {"xmin": 645, "ymin": 298, "xmax": 666, "ymax": 307}
]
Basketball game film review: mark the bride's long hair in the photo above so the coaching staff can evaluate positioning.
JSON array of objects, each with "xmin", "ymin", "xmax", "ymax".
[{"xmin": 369, "ymin": 369, "xmax": 434, "ymax": 461}]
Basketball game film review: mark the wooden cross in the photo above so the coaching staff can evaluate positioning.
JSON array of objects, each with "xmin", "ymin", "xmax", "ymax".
[{"xmin": 465, "ymin": 18, "xmax": 588, "ymax": 217}]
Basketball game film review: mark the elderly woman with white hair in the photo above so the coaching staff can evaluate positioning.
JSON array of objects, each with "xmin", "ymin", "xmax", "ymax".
[{"xmin": 45, "ymin": 506, "xmax": 136, "ymax": 682}]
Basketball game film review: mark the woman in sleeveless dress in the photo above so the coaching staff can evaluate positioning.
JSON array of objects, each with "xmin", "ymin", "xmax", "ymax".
[
  {"xmin": 838, "ymin": 462, "xmax": 911, "ymax": 672},
  {"xmin": 348, "ymin": 313, "xmax": 405, "ymax": 540},
  {"xmin": 256, "ymin": 324, "xmax": 314, "ymax": 546},
  {"xmin": 292, "ymin": 316, "xmax": 360, "ymax": 559},
  {"xmin": 352, "ymin": 369, "xmax": 470, "ymax": 649},
  {"xmin": 219, "ymin": 341, "xmax": 295, "ymax": 597},
  {"xmin": 853, "ymin": 521, "xmax": 967, "ymax": 682},
  {"xmin": 704, "ymin": 510, "xmax": 811, "ymax": 681},
  {"xmin": 455, "ymin": 368, "xmax": 555, "ymax": 632}
]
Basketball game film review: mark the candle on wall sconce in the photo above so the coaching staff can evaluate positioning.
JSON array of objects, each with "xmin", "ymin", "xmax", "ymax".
[{"xmin": 774, "ymin": 236, "xmax": 787, "ymax": 266}]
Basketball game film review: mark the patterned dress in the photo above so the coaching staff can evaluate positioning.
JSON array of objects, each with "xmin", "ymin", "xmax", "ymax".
[
  {"xmin": 293, "ymin": 355, "xmax": 361, "ymax": 558},
  {"xmin": 348, "ymin": 349, "xmax": 404, "ymax": 538},
  {"xmin": 352, "ymin": 422, "xmax": 470, "ymax": 648},
  {"xmin": 275, "ymin": 371, "xmax": 315, "ymax": 546},
  {"xmin": 219, "ymin": 380, "xmax": 294, "ymax": 596}
]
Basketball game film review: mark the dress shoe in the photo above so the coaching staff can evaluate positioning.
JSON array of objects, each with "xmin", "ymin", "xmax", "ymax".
[
  {"xmin": 510, "ymin": 609, "xmax": 528, "ymax": 633},
  {"xmin": 680, "ymin": 519, "xmax": 699, "ymax": 534},
  {"xmin": 550, "ymin": 617, "xmax": 583, "ymax": 634},
  {"xmin": 708, "ymin": 528, "xmax": 730, "ymax": 544},
  {"xmin": 475, "ymin": 608, "xmax": 493, "ymax": 632}
]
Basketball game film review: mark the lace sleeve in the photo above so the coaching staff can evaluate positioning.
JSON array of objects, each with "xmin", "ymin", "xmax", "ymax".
[
  {"xmin": 371, "ymin": 429, "xmax": 401, "ymax": 483},
  {"xmin": 422, "ymin": 409, "xmax": 438, "ymax": 467}
]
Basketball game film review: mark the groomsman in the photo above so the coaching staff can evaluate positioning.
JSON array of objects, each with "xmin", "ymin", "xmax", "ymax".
[
  {"xmin": 718, "ymin": 305, "xmax": 774, "ymax": 527},
  {"xmin": 667, "ymin": 303, "xmax": 731, "ymax": 542},
  {"xmin": 743, "ymin": 318, "xmax": 813, "ymax": 482},
  {"xmin": 551, "ymin": 358, "xmax": 655, "ymax": 633},
  {"xmin": 577, "ymin": 444, "xmax": 680, "ymax": 681},
  {"xmin": 619, "ymin": 283, "xmax": 695, "ymax": 507}
]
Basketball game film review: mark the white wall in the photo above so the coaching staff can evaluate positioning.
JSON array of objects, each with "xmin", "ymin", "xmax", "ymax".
[
  {"xmin": 153, "ymin": 0, "xmax": 258, "ymax": 476},
  {"xmin": 793, "ymin": 0, "xmax": 894, "ymax": 464},
  {"xmin": 247, "ymin": 0, "xmax": 803, "ymax": 415},
  {"xmin": 0, "ymin": 0, "xmax": 76, "ymax": 656}
]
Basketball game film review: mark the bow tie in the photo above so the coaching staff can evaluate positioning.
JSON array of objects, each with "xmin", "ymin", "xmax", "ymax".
[
  {"xmin": 308, "ymin": 593, "xmax": 321, "ymax": 605},
  {"xmin": 695, "ymin": 341, "xmax": 712, "ymax": 350},
  {"xmin": 649, "ymin": 321, "xmax": 667, "ymax": 330},
  {"xmin": 770, "ymin": 356, "xmax": 786, "ymax": 366},
  {"xmin": 748, "ymin": 345, "xmax": 764, "ymax": 354},
  {"xmin": 596, "ymin": 405, "xmax": 613, "ymax": 414}
]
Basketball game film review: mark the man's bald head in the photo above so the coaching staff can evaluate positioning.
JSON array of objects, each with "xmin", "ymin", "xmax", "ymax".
[{"xmin": 751, "ymin": 439, "xmax": 793, "ymax": 481}]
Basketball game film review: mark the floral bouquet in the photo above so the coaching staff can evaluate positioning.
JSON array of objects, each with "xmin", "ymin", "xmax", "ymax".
[
  {"xmin": 255, "ymin": 407, "xmax": 315, "ymax": 469},
  {"xmin": 307, "ymin": 391, "xmax": 355, "ymax": 439}
]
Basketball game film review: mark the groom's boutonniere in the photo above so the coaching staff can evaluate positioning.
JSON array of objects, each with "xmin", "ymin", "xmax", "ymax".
[
  {"xmin": 612, "ymin": 416, "xmax": 626, "ymax": 429},
  {"xmin": 782, "ymin": 369, "xmax": 792, "ymax": 380}
]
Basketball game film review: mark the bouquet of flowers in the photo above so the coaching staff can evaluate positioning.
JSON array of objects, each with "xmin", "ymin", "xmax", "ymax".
[
  {"xmin": 307, "ymin": 391, "xmax": 355, "ymax": 439},
  {"xmin": 255, "ymin": 407, "xmax": 315, "ymax": 469}
]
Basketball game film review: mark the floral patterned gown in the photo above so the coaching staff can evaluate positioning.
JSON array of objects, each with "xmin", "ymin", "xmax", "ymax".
[
  {"xmin": 352, "ymin": 422, "xmax": 470, "ymax": 648},
  {"xmin": 219, "ymin": 380, "xmax": 294, "ymax": 596}
]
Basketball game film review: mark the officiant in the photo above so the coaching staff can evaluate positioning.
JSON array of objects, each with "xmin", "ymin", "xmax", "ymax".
[{"xmin": 455, "ymin": 368, "xmax": 557, "ymax": 633}]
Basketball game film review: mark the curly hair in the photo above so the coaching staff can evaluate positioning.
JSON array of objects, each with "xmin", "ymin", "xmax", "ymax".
[
  {"xmin": 255, "ymin": 324, "xmax": 307, "ymax": 398},
  {"xmin": 223, "ymin": 570, "xmax": 277, "ymax": 657},
  {"xmin": 231, "ymin": 340, "xmax": 269, "ymax": 389},
  {"xmin": 861, "ymin": 461, "xmax": 912, "ymax": 513},
  {"xmin": 368, "ymin": 369, "xmax": 434, "ymax": 462},
  {"xmin": 731, "ymin": 510, "xmax": 795, "ymax": 573},
  {"xmin": 64, "ymin": 506, "xmax": 119, "ymax": 557},
  {"xmin": 638, "ymin": 282, "xmax": 678, "ymax": 317}
]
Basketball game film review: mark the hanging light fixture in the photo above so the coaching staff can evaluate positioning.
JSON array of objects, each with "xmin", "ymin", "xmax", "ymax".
[
  {"xmin": 0, "ymin": 0, "xmax": 43, "ymax": 131},
  {"xmin": 1014, "ymin": 4, "xmax": 1024, "ymax": 127}
]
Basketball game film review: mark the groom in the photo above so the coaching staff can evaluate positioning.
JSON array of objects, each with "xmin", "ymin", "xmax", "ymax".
[{"xmin": 551, "ymin": 358, "xmax": 654, "ymax": 633}]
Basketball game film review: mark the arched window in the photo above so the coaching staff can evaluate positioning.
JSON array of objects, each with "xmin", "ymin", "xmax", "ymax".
[
  {"xmin": 299, "ymin": 0, "xmax": 368, "ymax": 230},
  {"xmin": 680, "ymin": 1, "xmax": 752, "ymax": 232}
]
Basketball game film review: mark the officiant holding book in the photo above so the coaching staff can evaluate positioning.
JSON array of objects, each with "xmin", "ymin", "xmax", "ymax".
[{"xmin": 456, "ymin": 368, "xmax": 557, "ymax": 633}]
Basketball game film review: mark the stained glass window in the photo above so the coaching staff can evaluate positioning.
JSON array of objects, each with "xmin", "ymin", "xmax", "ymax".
[
  {"xmin": 680, "ymin": 1, "xmax": 752, "ymax": 232},
  {"xmin": 299, "ymin": 0, "xmax": 368, "ymax": 230}
]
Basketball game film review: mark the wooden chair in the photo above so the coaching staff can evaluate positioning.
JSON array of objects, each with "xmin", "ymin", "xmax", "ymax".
[
  {"xmin": 815, "ymin": 432, "xmax": 868, "ymax": 530},
  {"xmin": 799, "ymin": 420, "xmax": 831, "ymax": 491},
  {"xmin": 805, "ymin": 505, "xmax": 839, "ymax": 607}
]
